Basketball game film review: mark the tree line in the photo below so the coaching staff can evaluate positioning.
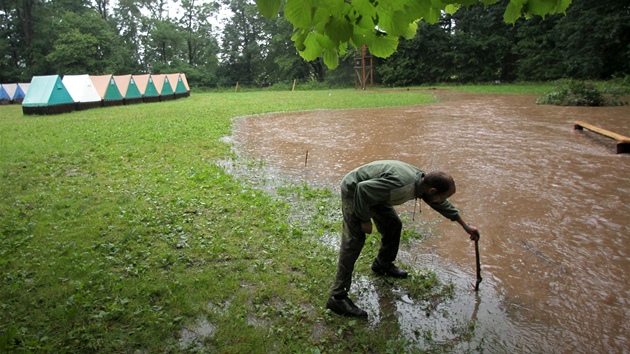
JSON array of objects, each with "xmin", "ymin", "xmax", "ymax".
[{"xmin": 1, "ymin": 0, "xmax": 628, "ymax": 88}]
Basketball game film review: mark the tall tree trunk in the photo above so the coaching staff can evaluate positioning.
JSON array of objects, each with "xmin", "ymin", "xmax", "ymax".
[
  {"xmin": 187, "ymin": 39, "xmax": 194, "ymax": 65},
  {"xmin": 186, "ymin": 0, "xmax": 195, "ymax": 65},
  {"xmin": 15, "ymin": 0, "xmax": 35, "ymax": 66},
  {"xmin": 310, "ymin": 59, "xmax": 325, "ymax": 82},
  {"xmin": 95, "ymin": 0, "xmax": 108, "ymax": 21}
]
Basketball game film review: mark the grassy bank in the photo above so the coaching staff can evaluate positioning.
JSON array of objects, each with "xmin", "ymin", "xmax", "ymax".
[
  {"xmin": 431, "ymin": 82, "xmax": 555, "ymax": 95},
  {"xmin": 1, "ymin": 86, "xmax": 518, "ymax": 352}
]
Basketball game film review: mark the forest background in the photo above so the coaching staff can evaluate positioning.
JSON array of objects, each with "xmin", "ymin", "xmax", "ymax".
[{"xmin": 0, "ymin": 0, "xmax": 629, "ymax": 89}]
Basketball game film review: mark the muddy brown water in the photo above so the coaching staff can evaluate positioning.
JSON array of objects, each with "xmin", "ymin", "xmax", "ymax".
[{"xmin": 228, "ymin": 90, "xmax": 629, "ymax": 353}]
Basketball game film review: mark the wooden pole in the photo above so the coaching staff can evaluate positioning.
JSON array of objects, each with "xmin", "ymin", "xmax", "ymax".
[
  {"xmin": 235, "ymin": 81, "xmax": 239, "ymax": 93},
  {"xmin": 370, "ymin": 54, "xmax": 374, "ymax": 87},
  {"xmin": 361, "ymin": 45, "xmax": 366, "ymax": 90},
  {"xmin": 292, "ymin": 79, "xmax": 296, "ymax": 92}
]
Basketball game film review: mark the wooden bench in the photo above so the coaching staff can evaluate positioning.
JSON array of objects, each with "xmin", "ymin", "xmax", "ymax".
[{"xmin": 574, "ymin": 121, "xmax": 630, "ymax": 154}]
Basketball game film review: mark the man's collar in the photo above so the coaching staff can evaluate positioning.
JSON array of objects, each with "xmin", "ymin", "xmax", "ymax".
[{"xmin": 414, "ymin": 172, "xmax": 425, "ymax": 199}]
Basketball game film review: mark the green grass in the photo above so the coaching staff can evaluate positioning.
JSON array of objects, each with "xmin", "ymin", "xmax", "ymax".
[
  {"xmin": 435, "ymin": 80, "xmax": 630, "ymax": 99},
  {"xmin": 0, "ymin": 87, "xmax": 520, "ymax": 352},
  {"xmin": 429, "ymin": 82, "xmax": 556, "ymax": 95}
]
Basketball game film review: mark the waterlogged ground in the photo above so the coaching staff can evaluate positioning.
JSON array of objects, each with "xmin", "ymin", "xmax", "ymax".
[
  {"xmin": 214, "ymin": 155, "xmax": 500, "ymax": 352},
  {"xmin": 225, "ymin": 89, "xmax": 630, "ymax": 353}
]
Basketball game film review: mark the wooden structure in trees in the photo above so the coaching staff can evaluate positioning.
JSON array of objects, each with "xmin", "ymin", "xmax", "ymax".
[{"xmin": 354, "ymin": 45, "xmax": 373, "ymax": 90}]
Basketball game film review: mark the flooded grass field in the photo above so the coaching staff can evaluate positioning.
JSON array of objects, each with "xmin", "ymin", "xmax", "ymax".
[{"xmin": 228, "ymin": 89, "xmax": 630, "ymax": 353}]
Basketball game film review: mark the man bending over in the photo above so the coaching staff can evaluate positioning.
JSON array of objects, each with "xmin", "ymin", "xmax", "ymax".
[{"xmin": 326, "ymin": 160, "xmax": 480, "ymax": 317}]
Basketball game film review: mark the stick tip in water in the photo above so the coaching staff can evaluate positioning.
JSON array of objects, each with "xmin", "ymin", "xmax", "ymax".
[{"xmin": 472, "ymin": 278, "xmax": 482, "ymax": 291}]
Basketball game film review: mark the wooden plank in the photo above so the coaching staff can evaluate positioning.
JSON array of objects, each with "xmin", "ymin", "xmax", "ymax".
[
  {"xmin": 574, "ymin": 121, "xmax": 630, "ymax": 143},
  {"xmin": 574, "ymin": 121, "xmax": 630, "ymax": 154}
]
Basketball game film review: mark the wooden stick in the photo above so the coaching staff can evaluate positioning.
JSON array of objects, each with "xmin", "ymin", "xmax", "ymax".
[
  {"xmin": 304, "ymin": 150, "xmax": 308, "ymax": 167},
  {"xmin": 292, "ymin": 79, "xmax": 296, "ymax": 92},
  {"xmin": 474, "ymin": 239, "xmax": 482, "ymax": 291}
]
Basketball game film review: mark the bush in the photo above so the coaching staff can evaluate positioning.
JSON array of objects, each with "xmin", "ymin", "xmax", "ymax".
[
  {"xmin": 536, "ymin": 79, "xmax": 630, "ymax": 106},
  {"xmin": 600, "ymin": 75, "xmax": 630, "ymax": 105},
  {"xmin": 536, "ymin": 80, "xmax": 607, "ymax": 106}
]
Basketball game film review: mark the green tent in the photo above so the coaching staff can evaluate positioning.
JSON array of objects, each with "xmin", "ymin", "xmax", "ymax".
[
  {"xmin": 167, "ymin": 73, "xmax": 190, "ymax": 99},
  {"xmin": 161, "ymin": 76, "xmax": 175, "ymax": 96},
  {"xmin": 22, "ymin": 75, "xmax": 75, "ymax": 115},
  {"xmin": 133, "ymin": 74, "xmax": 160, "ymax": 103},
  {"xmin": 152, "ymin": 74, "xmax": 174, "ymax": 101},
  {"xmin": 90, "ymin": 74, "xmax": 123, "ymax": 106},
  {"xmin": 113, "ymin": 74, "xmax": 142, "ymax": 105}
]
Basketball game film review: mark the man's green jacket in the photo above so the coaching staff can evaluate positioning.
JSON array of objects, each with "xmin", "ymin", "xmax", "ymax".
[{"xmin": 340, "ymin": 160, "xmax": 459, "ymax": 223}]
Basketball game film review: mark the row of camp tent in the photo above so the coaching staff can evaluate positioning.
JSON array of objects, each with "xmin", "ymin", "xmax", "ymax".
[
  {"xmin": 0, "ymin": 83, "xmax": 30, "ymax": 104},
  {"xmin": 11, "ymin": 73, "xmax": 190, "ymax": 115}
]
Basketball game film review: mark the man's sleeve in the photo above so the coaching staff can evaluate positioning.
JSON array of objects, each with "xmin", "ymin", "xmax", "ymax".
[{"xmin": 427, "ymin": 200, "xmax": 460, "ymax": 221}]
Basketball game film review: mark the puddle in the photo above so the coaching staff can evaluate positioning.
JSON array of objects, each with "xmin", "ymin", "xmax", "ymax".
[{"xmin": 178, "ymin": 317, "xmax": 217, "ymax": 350}]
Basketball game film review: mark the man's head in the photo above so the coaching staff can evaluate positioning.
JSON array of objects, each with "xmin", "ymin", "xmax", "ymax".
[{"xmin": 421, "ymin": 171, "xmax": 456, "ymax": 203}]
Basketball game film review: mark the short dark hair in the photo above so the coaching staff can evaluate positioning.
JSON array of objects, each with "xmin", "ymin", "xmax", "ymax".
[{"xmin": 424, "ymin": 171, "xmax": 455, "ymax": 194}]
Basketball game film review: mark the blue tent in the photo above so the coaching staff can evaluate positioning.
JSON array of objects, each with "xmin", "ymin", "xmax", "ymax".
[
  {"xmin": 3, "ymin": 83, "xmax": 27, "ymax": 104},
  {"xmin": 0, "ymin": 84, "xmax": 10, "ymax": 104},
  {"xmin": 13, "ymin": 83, "xmax": 28, "ymax": 103}
]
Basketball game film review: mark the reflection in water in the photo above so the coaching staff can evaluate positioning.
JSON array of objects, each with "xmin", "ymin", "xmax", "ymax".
[{"xmin": 229, "ymin": 90, "xmax": 630, "ymax": 353}]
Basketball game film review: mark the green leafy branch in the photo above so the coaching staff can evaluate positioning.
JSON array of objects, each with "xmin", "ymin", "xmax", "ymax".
[{"xmin": 256, "ymin": 0, "xmax": 572, "ymax": 68}]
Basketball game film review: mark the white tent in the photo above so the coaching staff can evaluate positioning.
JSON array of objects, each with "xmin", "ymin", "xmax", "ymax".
[
  {"xmin": 62, "ymin": 74, "xmax": 102, "ymax": 110},
  {"xmin": 19, "ymin": 83, "xmax": 30, "ymax": 95},
  {"xmin": 3, "ymin": 83, "xmax": 17, "ymax": 100}
]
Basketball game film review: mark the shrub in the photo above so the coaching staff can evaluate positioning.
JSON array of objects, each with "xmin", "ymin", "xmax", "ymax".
[
  {"xmin": 536, "ymin": 80, "xmax": 607, "ymax": 106},
  {"xmin": 600, "ymin": 75, "xmax": 630, "ymax": 105}
]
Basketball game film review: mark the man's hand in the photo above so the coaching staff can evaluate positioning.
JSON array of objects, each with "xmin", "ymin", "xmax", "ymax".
[
  {"xmin": 361, "ymin": 222, "xmax": 373, "ymax": 234},
  {"xmin": 464, "ymin": 224, "xmax": 480, "ymax": 241}
]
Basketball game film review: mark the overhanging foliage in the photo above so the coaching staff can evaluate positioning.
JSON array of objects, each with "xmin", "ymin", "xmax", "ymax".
[{"xmin": 256, "ymin": 0, "xmax": 573, "ymax": 68}]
